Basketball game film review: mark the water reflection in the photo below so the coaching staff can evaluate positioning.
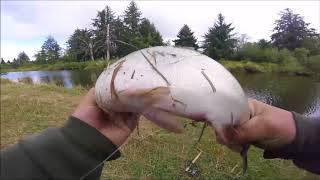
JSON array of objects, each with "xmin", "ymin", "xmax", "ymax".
[
  {"xmin": 1, "ymin": 70, "xmax": 102, "ymax": 88},
  {"xmin": 235, "ymin": 73, "xmax": 320, "ymax": 117},
  {"xmin": 1, "ymin": 70, "xmax": 319, "ymax": 117}
]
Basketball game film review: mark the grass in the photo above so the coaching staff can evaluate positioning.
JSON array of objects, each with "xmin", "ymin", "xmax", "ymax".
[
  {"xmin": 0, "ymin": 79, "xmax": 318, "ymax": 179},
  {"xmin": 0, "ymin": 59, "xmax": 117, "ymax": 73},
  {"xmin": 1, "ymin": 59, "xmax": 316, "ymax": 77},
  {"xmin": 220, "ymin": 60, "xmax": 313, "ymax": 75}
]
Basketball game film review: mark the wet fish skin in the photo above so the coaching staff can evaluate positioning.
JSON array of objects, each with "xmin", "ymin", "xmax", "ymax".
[{"xmin": 95, "ymin": 46, "xmax": 251, "ymax": 173}]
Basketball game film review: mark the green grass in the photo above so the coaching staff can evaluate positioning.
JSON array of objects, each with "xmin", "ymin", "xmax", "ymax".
[
  {"xmin": 1, "ymin": 79, "xmax": 318, "ymax": 179},
  {"xmin": 0, "ymin": 59, "xmax": 117, "ymax": 73},
  {"xmin": 220, "ymin": 60, "xmax": 312, "ymax": 76},
  {"xmin": 1, "ymin": 59, "xmax": 315, "ymax": 77}
]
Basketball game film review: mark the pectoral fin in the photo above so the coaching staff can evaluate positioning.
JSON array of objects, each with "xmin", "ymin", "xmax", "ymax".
[{"xmin": 143, "ymin": 108, "xmax": 183, "ymax": 133}]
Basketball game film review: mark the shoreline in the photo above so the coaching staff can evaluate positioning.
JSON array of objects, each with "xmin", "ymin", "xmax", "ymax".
[{"xmin": 0, "ymin": 60, "xmax": 317, "ymax": 77}]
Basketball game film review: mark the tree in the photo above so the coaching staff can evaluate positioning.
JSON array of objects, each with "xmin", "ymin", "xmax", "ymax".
[
  {"xmin": 202, "ymin": 13, "xmax": 237, "ymax": 60},
  {"xmin": 1, "ymin": 58, "xmax": 6, "ymax": 64},
  {"xmin": 16, "ymin": 51, "xmax": 30, "ymax": 64},
  {"xmin": 113, "ymin": 16, "xmax": 129, "ymax": 57},
  {"xmin": 294, "ymin": 47, "xmax": 310, "ymax": 64},
  {"xmin": 67, "ymin": 28, "xmax": 97, "ymax": 61},
  {"xmin": 11, "ymin": 58, "xmax": 19, "ymax": 68},
  {"xmin": 139, "ymin": 18, "xmax": 163, "ymax": 47},
  {"xmin": 257, "ymin": 39, "xmax": 272, "ymax": 49},
  {"xmin": 34, "ymin": 49, "xmax": 46, "ymax": 64},
  {"xmin": 235, "ymin": 34, "xmax": 249, "ymax": 51},
  {"xmin": 271, "ymin": 8, "xmax": 318, "ymax": 50},
  {"xmin": 173, "ymin": 24, "xmax": 198, "ymax": 50},
  {"xmin": 301, "ymin": 36, "xmax": 320, "ymax": 55},
  {"xmin": 118, "ymin": 0, "xmax": 143, "ymax": 55},
  {"xmin": 123, "ymin": 1, "xmax": 141, "ymax": 33},
  {"xmin": 92, "ymin": 6, "xmax": 116, "ymax": 60},
  {"xmin": 36, "ymin": 36, "xmax": 61, "ymax": 63}
]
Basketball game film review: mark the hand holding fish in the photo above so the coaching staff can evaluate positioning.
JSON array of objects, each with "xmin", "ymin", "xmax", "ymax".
[
  {"xmin": 95, "ymin": 46, "xmax": 251, "ymax": 172},
  {"xmin": 216, "ymin": 99, "xmax": 296, "ymax": 151},
  {"xmin": 72, "ymin": 88, "xmax": 139, "ymax": 147}
]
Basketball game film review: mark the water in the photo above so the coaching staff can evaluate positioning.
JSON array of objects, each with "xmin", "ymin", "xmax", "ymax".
[
  {"xmin": 1, "ymin": 70, "xmax": 319, "ymax": 117},
  {"xmin": 0, "ymin": 70, "xmax": 102, "ymax": 88}
]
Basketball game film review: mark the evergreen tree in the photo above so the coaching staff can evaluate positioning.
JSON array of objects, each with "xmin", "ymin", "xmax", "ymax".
[
  {"xmin": 173, "ymin": 24, "xmax": 198, "ymax": 50},
  {"xmin": 34, "ymin": 49, "xmax": 46, "ymax": 64},
  {"xmin": 271, "ymin": 8, "xmax": 318, "ymax": 50},
  {"xmin": 92, "ymin": 6, "xmax": 117, "ymax": 59},
  {"xmin": 139, "ymin": 18, "xmax": 163, "ymax": 47},
  {"xmin": 202, "ymin": 13, "xmax": 236, "ymax": 60},
  {"xmin": 118, "ymin": 1, "xmax": 144, "ymax": 55},
  {"xmin": 113, "ymin": 16, "xmax": 128, "ymax": 57},
  {"xmin": 1, "ymin": 58, "xmax": 6, "ymax": 64},
  {"xmin": 16, "ymin": 51, "xmax": 30, "ymax": 64},
  {"xmin": 67, "ymin": 28, "xmax": 96, "ymax": 61},
  {"xmin": 36, "ymin": 36, "xmax": 61, "ymax": 63},
  {"xmin": 11, "ymin": 58, "xmax": 19, "ymax": 68},
  {"xmin": 123, "ymin": 1, "xmax": 141, "ymax": 33}
]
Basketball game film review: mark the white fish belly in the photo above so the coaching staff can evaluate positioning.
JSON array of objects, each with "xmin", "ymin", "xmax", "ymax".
[{"xmin": 95, "ymin": 46, "xmax": 249, "ymax": 128}]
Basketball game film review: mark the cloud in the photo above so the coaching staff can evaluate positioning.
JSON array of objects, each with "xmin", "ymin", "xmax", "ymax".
[
  {"xmin": 1, "ymin": 1, "xmax": 319, "ymax": 61},
  {"xmin": 2, "ymin": 40, "xmax": 41, "ymax": 61}
]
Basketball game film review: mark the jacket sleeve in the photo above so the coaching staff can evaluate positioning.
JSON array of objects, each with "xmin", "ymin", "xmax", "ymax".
[
  {"xmin": 263, "ymin": 112, "xmax": 320, "ymax": 174},
  {"xmin": 0, "ymin": 116, "xmax": 121, "ymax": 180}
]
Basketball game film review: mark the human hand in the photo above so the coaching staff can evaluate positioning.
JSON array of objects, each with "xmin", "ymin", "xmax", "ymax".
[
  {"xmin": 216, "ymin": 99, "xmax": 296, "ymax": 150},
  {"xmin": 72, "ymin": 88, "xmax": 139, "ymax": 147}
]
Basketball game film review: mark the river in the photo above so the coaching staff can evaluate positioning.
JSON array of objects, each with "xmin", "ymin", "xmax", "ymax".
[{"xmin": 1, "ymin": 70, "xmax": 319, "ymax": 117}]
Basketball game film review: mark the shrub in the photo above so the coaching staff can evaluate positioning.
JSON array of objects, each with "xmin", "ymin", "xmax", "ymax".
[
  {"xmin": 294, "ymin": 48, "xmax": 310, "ymax": 64},
  {"xmin": 236, "ymin": 43, "xmax": 293, "ymax": 64},
  {"xmin": 306, "ymin": 55, "xmax": 320, "ymax": 73}
]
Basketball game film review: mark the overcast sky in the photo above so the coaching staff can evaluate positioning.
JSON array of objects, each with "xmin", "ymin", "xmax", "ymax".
[{"xmin": 1, "ymin": 1, "xmax": 319, "ymax": 61}]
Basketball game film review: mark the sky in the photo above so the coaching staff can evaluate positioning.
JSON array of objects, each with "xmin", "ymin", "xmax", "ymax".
[{"xmin": 1, "ymin": 1, "xmax": 319, "ymax": 61}]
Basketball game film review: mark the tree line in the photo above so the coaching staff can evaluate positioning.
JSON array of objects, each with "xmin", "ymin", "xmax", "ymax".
[{"xmin": 2, "ymin": 2, "xmax": 319, "ymax": 70}]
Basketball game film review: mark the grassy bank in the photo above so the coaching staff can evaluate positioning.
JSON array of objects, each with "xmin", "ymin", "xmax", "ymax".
[
  {"xmin": 1, "ymin": 59, "xmax": 316, "ymax": 77},
  {"xmin": 0, "ymin": 59, "xmax": 116, "ymax": 73},
  {"xmin": 1, "ymin": 79, "xmax": 318, "ymax": 179},
  {"xmin": 220, "ymin": 60, "xmax": 313, "ymax": 76}
]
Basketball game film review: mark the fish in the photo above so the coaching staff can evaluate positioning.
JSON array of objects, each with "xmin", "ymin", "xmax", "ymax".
[{"xmin": 95, "ymin": 46, "xmax": 251, "ymax": 173}]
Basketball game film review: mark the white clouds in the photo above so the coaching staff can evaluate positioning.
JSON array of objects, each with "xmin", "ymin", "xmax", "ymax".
[
  {"xmin": 1, "ymin": 40, "xmax": 41, "ymax": 61},
  {"xmin": 1, "ymin": 1, "xmax": 319, "ymax": 61},
  {"xmin": 2, "ymin": 14, "xmax": 41, "ymax": 40}
]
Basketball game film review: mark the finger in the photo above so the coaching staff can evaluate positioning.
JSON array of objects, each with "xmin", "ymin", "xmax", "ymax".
[
  {"xmin": 214, "ymin": 127, "xmax": 228, "ymax": 145},
  {"xmin": 82, "ymin": 88, "xmax": 97, "ymax": 106},
  {"xmin": 143, "ymin": 108, "xmax": 183, "ymax": 133},
  {"xmin": 233, "ymin": 116, "xmax": 266, "ymax": 144},
  {"xmin": 125, "ymin": 113, "xmax": 140, "ymax": 131},
  {"xmin": 214, "ymin": 129, "xmax": 226, "ymax": 145},
  {"xmin": 111, "ymin": 112, "xmax": 139, "ymax": 132}
]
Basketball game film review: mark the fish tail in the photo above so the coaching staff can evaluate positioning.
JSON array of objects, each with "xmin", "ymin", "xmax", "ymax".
[{"xmin": 241, "ymin": 144, "xmax": 250, "ymax": 174}]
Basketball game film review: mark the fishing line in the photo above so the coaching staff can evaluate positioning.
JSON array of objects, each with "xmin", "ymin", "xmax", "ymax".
[{"xmin": 79, "ymin": 142, "xmax": 126, "ymax": 180}]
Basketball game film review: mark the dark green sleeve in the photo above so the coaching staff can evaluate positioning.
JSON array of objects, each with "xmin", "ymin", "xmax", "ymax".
[
  {"xmin": 264, "ymin": 112, "xmax": 320, "ymax": 174},
  {"xmin": 0, "ymin": 116, "xmax": 121, "ymax": 180}
]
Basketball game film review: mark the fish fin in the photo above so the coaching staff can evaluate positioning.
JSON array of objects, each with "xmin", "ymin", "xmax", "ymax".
[
  {"xmin": 120, "ymin": 86, "xmax": 171, "ymax": 110},
  {"xmin": 143, "ymin": 108, "xmax": 183, "ymax": 133}
]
